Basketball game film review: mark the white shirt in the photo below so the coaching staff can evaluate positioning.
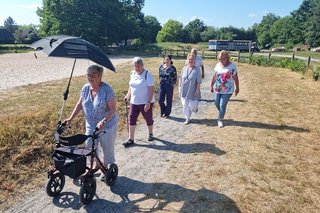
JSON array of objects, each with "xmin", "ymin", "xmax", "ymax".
[{"xmin": 129, "ymin": 69, "xmax": 155, "ymax": 105}]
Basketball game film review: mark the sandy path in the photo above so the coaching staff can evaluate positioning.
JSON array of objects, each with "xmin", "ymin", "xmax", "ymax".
[{"xmin": 0, "ymin": 52, "xmax": 131, "ymax": 91}]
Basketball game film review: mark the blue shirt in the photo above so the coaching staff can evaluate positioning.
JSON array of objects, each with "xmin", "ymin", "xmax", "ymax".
[
  {"xmin": 80, "ymin": 82, "xmax": 118, "ymax": 130},
  {"xmin": 159, "ymin": 64, "xmax": 177, "ymax": 87}
]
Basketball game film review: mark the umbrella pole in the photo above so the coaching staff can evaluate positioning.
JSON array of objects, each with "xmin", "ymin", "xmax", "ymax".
[{"xmin": 58, "ymin": 58, "xmax": 77, "ymax": 122}]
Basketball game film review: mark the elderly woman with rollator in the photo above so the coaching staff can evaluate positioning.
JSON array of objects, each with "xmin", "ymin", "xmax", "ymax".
[
  {"xmin": 123, "ymin": 57, "xmax": 155, "ymax": 147},
  {"xmin": 64, "ymin": 64, "xmax": 118, "ymax": 181}
]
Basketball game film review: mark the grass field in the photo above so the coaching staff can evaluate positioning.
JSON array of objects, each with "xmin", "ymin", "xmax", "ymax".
[{"xmin": 0, "ymin": 55, "xmax": 320, "ymax": 212}]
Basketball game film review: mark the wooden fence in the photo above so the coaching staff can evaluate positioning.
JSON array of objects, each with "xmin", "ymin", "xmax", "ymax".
[{"xmin": 156, "ymin": 49, "xmax": 320, "ymax": 67}]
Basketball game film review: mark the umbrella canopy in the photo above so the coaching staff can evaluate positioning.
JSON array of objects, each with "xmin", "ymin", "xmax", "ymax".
[{"xmin": 30, "ymin": 35, "xmax": 115, "ymax": 72}]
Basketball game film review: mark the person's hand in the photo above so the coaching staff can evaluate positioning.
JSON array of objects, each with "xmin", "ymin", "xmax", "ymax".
[
  {"xmin": 210, "ymin": 88, "xmax": 214, "ymax": 93},
  {"xmin": 124, "ymin": 95, "xmax": 129, "ymax": 103},
  {"xmin": 63, "ymin": 118, "xmax": 72, "ymax": 126},
  {"xmin": 97, "ymin": 119, "xmax": 106, "ymax": 130},
  {"xmin": 234, "ymin": 88, "xmax": 239, "ymax": 96},
  {"xmin": 202, "ymin": 73, "xmax": 205, "ymax": 79},
  {"xmin": 144, "ymin": 103, "xmax": 151, "ymax": 112}
]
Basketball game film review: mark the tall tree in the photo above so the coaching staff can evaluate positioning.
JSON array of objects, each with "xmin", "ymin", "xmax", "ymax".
[
  {"xmin": 256, "ymin": 13, "xmax": 280, "ymax": 48},
  {"xmin": 142, "ymin": 16, "xmax": 161, "ymax": 43},
  {"xmin": 200, "ymin": 26, "xmax": 218, "ymax": 42},
  {"xmin": 270, "ymin": 16, "xmax": 295, "ymax": 46},
  {"xmin": 183, "ymin": 18, "xmax": 206, "ymax": 43},
  {"xmin": 4, "ymin": 16, "xmax": 18, "ymax": 34},
  {"xmin": 37, "ymin": 0, "xmax": 145, "ymax": 45},
  {"xmin": 156, "ymin": 20, "xmax": 184, "ymax": 42}
]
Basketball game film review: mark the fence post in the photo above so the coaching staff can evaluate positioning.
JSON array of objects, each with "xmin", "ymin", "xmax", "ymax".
[
  {"xmin": 307, "ymin": 56, "xmax": 311, "ymax": 67},
  {"xmin": 184, "ymin": 49, "xmax": 186, "ymax": 57},
  {"xmin": 268, "ymin": 53, "xmax": 271, "ymax": 60},
  {"xmin": 237, "ymin": 51, "xmax": 240, "ymax": 63},
  {"xmin": 215, "ymin": 51, "xmax": 218, "ymax": 60},
  {"xmin": 202, "ymin": 50, "xmax": 205, "ymax": 59},
  {"xmin": 176, "ymin": 49, "xmax": 178, "ymax": 57},
  {"xmin": 291, "ymin": 53, "xmax": 295, "ymax": 61}
]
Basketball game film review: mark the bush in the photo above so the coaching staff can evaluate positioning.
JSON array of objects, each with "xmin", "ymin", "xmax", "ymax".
[{"xmin": 312, "ymin": 66, "xmax": 320, "ymax": 81}]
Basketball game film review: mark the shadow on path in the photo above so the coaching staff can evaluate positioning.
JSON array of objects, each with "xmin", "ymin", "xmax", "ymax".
[
  {"xmin": 52, "ymin": 177, "xmax": 241, "ymax": 212},
  {"xmin": 133, "ymin": 137, "xmax": 226, "ymax": 155},
  {"xmin": 225, "ymin": 119, "xmax": 310, "ymax": 132}
]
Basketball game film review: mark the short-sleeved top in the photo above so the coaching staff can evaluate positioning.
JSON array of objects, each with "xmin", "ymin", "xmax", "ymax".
[
  {"xmin": 214, "ymin": 62, "xmax": 238, "ymax": 94},
  {"xmin": 129, "ymin": 69, "xmax": 155, "ymax": 105},
  {"xmin": 159, "ymin": 64, "xmax": 177, "ymax": 87},
  {"xmin": 80, "ymin": 82, "xmax": 118, "ymax": 130},
  {"xmin": 180, "ymin": 66, "xmax": 201, "ymax": 100},
  {"xmin": 195, "ymin": 56, "xmax": 203, "ymax": 68}
]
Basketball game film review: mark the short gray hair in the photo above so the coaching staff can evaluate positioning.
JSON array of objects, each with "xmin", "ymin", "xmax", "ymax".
[
  {"xmin": 132, "ymin": 57, "xmax": 143, "ymax": 66},
  {"xmin": 87, "ymin": 64, "xmax": 104, "ymax": 74}
]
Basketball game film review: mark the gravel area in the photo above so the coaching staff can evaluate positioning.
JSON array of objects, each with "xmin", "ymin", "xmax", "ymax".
[{"xmin": 0, "ymin": 52, "xmax": 131, "ymax": 91}]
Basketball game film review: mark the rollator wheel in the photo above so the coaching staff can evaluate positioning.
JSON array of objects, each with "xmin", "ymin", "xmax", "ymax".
[
  {"xmin": 46, "ymin": 172, "xmax": 65, "ymax": 197},
  {"xmin": 79, "ymin": 178, "xmax": 96, "ymax": 204},
  {"xmin": 106, "ymin": 163, "xmax": 118, "ymax": 186}
]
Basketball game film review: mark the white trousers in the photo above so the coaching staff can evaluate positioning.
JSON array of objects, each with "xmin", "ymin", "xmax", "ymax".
[
  {"xmin": 86, "ymin": 125, "xmax": 117, "ymax": 166},
  {"xmin": 181, "ymin": 98, "xmax": 198, "ymax": 119}
]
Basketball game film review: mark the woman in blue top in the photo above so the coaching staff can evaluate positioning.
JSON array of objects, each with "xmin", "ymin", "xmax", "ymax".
[
  {"xmin": 64, "ymin": 64, "xmax": 118, "ymax": 181},
  {"xmin": 158, "ymin": 55, "xmax": 177, "ymax": 118}
]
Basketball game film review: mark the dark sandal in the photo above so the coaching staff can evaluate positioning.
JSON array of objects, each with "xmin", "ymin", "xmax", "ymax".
[
  {"xmin": 122, "ymin": 139, "xmax": 134, "ymax": 147},
  {"xmin": 148, "ymin": 134, "xmax": 154, "ymax": 141}
]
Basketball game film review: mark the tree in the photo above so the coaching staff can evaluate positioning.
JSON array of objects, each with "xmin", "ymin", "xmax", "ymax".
[
  {"xmin": 14, "ymin": 24, "xmax": 39, "ymax": 44},
  {"xmin": 200, "ymin": 26, "xmax": 218, "ymax": 42},
  {"xmin": 4, "ymin": 16, "xmax": 18, "ymax": 34},
  {"xmin": 255, "ymin": 13, "xmax": 280, "ymax": 48},
  {"xmin": 156, "ymin": 20, "xmax": 184, "ymax": 42},
  {"xmin": 37, "ymin": 0, "xmax": 145, "ymax": 45},
  {"xmin": 142, "ymin": 16, "xmax": 161, "ymax": 43},
  {"xmin": 270, "ymin": 16, "xmax": 294, "ymax": 47},
  {"xmin": 290, "ymin": 0, "xmax": 316, "ymax": 45},
  {"xmin": 183, "ymin": 18, "xmax": 206, "ymax": 43}
]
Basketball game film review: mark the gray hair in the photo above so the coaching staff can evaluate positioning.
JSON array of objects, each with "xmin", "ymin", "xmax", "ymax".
[
  {"xmin": 87, "ymin": 64, "xmax": 104, "ymax": 74},
  {"xmin": 132, "ymin": 57, "xmax": 144, "ymax": 66}
]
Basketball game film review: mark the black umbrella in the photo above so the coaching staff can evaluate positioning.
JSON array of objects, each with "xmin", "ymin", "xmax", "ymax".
[
  {"xmin": 30, "ymin": 35, "xmax": 116, "ymax": 122},
  {"xmin": 30, "ymin": 35, "xmax": 115, "ymax": 71}
]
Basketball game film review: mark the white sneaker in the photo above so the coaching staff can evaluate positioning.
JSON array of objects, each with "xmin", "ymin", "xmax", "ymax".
[
  {"xmin": 218, "ymin": 120, "xmax": 224, "ymax": 128},
  {"xmin": 100, "ymin": 173, "xmax": 106, "ymax": 181},
  {"xmin": 184, "ymin": 119, "xmax": 190, "ymax": 125}
]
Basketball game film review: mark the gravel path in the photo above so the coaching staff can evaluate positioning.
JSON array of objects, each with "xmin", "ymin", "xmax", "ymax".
[{"xmin": 0, "ymin": 52, "xmax": 131, "ymax": 91}]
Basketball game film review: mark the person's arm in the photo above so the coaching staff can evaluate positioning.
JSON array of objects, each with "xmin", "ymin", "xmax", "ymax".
[
  {"xmin": 194, "ymin": 68, "xmax": 201, "ymax": 98},
  {"xmin": 173, "ymin": 66, "xmax": 177, "ymax": 85},
  {"xmin": 210, "ymin": 72, "xmax": 217, "ymax": 93},
  {"xmin": 201, "ymin": 64, "xmax": 205, "ymax": 79},
  {"xmin": 233, "ymin": 73, "xmax": 239, "ymax": 96},
  {"xmin": 144, "ymin": 85, "xmax": 155, "ymax": 112},
  {"xmin": 97, "ymin": 97, "xmax": 117, "ymax": 129},
  {"xmin": 64, "ymin": 97, "xmax": 83, "ymax": 124},
  {"xmin": 124, "ymin": 86, "xmax": 131, "ymax": 102}
]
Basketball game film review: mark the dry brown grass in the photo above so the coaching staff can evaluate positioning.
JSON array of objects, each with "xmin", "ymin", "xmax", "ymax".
[
  {"xmin": 0, "ymin": 57, "xmax": 320, "ymax": 212},
  {"xmin": 168, "ymin": 63, "xmax": 320, "ymax": 212}
]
